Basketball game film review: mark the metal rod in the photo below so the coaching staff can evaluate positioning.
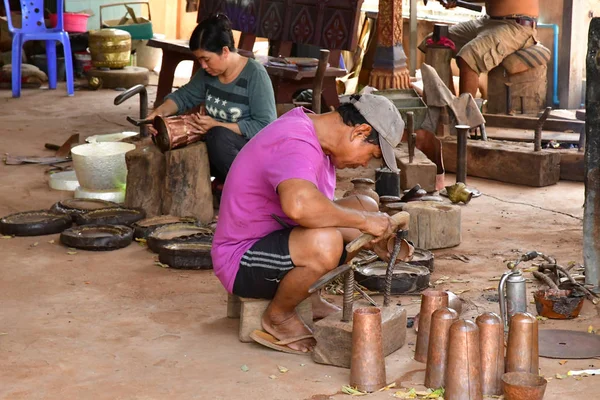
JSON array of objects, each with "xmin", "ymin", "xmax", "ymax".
[
  {"xmin": 114, "ymin": 84, "xmax": 149, "ymax": 137},
  {"xmin": 534, "ymin": 107, "xmax": 552, "ymax": 152},
  {"xmin": 479, "ymin": 123, "xmax": 488, "ymax": 141},
  {"xmin": 383, "ymin": 231, "xmax": 404, "ymax": 307},
  {"xmin": 505, "ymin": 83, "xmax": 513, "ymax": 115},
  {"xmin": 455, "ymin": 125, "xmax": 470, "ymax": 184},
  {"xmin": 342, "ymin": 270, "xmax": 355, "ymax": 322},
  {"xmin": 355, "ymin": 285, "xmax": 378, "ymax": 307},
  {"xmin": 584, "ymin": 19, "xmax": 600, "ymax": 293},
  {"xmin": 409, "ymin": 0, "xmax": 418, "ymax": 76},
  {"xmin": 407, "ymin": 111, "xmax": 415, "ymax": 163}
]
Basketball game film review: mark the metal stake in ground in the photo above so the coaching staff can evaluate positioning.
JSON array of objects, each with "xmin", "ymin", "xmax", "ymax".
[
  {"xmin": 584, "ymin": 18, "xmax": 600, "ymax": 293},
  {"xmin": 455, "ymin": 125, "xmax": 470, "ymax": 184},
  {"xmin": 407, "ymin": 112, "xmax": 416, "ymax": 164},
  {"xmin": 534, "ymin": 107, "xmax": 552, "ymax": 152}
]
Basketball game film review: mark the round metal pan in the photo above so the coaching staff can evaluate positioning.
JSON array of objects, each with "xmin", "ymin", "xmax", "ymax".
[
  {"xmin": 355, "ymin": 262, "xmax": 431, "ymax": 294},
  {"xmin": 60, "ymin": 225, "xmax": 133, "ymax": 251},
  {"xmin": 158, "ymin": 242, "xmax": 213, "ymax": 269},
  {"xmin": 50, "ymin": 198, "xmax": 121, "ymax": 220},
  {"xmin": 146, "ymin": 223, "xmax": 213, "ymax": 254},
  {"xmin": 74, "ymin": 207, "xmax": 146, "ymax": 226},
  {"xmin": 0, "ymin": 210, "xmax": 72, "ymax": 236},
  {"xmin": 132, "ymin": 215, "xmax": 200, "ymax": 240}
]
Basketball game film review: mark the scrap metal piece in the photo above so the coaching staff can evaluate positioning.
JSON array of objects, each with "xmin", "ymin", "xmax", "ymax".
[
  {"xmin": 534, "ymin": 107, "xmax": 552, "ymax": 152},
  {"xmin": 308, "ymin": 264, "xmax": 352, "ymax": 294},
  {"xmin": 539, "ymin": 329, "xmax": 600, "ymax": 359}
]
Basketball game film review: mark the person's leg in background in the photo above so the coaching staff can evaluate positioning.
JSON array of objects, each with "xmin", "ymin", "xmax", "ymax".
[{"xmin": 204, "ymin": 126, "xmax": 249, "ymax": 183}]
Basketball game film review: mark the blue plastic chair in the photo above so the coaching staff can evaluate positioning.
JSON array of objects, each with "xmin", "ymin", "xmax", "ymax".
[{"xmin": 3, "ymin": 0, "xmax": 74, "ymax": 97}]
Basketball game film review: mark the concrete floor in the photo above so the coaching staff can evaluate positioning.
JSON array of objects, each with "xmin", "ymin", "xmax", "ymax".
[{"xmin": 1, "ymin": 85, "xmax": 599, "ymax": 399}]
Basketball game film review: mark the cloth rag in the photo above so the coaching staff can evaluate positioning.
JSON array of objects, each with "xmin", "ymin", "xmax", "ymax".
[{"xmin": 420, "ymin": 63, "xmax": 485, "ymax": 134}]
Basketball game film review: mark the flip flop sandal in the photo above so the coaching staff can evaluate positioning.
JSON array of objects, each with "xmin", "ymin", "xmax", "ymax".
[
  {"xmin": 50, "ymin": 198, "xmax": 120, "ymax": 221},
  {"xmin": 60, "ymin": 225, "xmax": 133, "ymax": 251},
  {"xmin": 158, "ymin": 242, "xmax": 213, "ymax": 270},
  {"xmin": 249, "ymin": 330, "xmax": 314, "ymax": 356},
  {"xmin": 74, "ymin": 207, "xmax": 146, "ymax": 226},
  {"xmin": 147, "ymin": 223, "xmax": 212, "ymax": 254},
  {"xmin": 0, "ymin": 210, "xmax": 72, "ymax": 236},
  {"xmin": 132, "ymin": 215, "xmax": 199, "ymax": 240}
]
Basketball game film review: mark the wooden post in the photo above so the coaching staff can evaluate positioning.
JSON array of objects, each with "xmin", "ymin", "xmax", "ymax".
[
  {"xmin": 559, "ymin": 0, "xmax": 587, "ymax": 109},
  {"xmin": 124, "ymin": 141, "xmax": 166, "ymax": 217},
  {"xmin": 584, "ymin": 18, "xmax": 600, "ymax": 293},
  {"xmin": 368, "ymin": 0, "xmax": 411, "ymax": 90}
]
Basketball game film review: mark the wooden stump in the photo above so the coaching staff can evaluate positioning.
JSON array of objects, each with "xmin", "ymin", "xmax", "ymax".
[
  {"xmin": 124, "ymin": 141, "xmax": 166, "ymax": 217},
  {"xmin": 162, "ymin": 142, "xmax": 213, "ymax": 224},
  {"xmin": 403, "ymin": 201, "xmax": 461, "ymax": 250}
]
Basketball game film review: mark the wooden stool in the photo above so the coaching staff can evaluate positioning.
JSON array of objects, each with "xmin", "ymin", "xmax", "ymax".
[{"xmin": 227, "ymin": 293, "xmax": 313, "ymax": 343}]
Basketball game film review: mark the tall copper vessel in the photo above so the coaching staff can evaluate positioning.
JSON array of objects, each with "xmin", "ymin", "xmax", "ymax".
[
  {"xmin": 153, "ymin": 115, "xmax": 205, "ymax": 153},
  {"xmin": 445, "ymin": 320, "xmax": 483, "ymax": 400},
  {"xmin": 349, "ymin": 307, "xmax": 386, "ymax": 392},
  {"xmin": 506, "ymin": 312, "xmax": 539, "ymax": 374},
  {"xmin": 414, "ymin": 290, "xmax": 449, "ymax": 363},
  {"xmin": 476, "ymin": 312, "xmax": 505, "ymax": 395},
  {"xmin": 424, "ymin": 307, "xmax": 458, "ymax": 389}
]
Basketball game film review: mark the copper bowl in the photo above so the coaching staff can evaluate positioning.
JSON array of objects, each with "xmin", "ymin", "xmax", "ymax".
[
  {"xmin": 533, "ymin": 289, "xmax": 585, "ymax": 319},
  {"xmin": 502, "ymin": 372, "xmax": 547, "ymax": 400}
]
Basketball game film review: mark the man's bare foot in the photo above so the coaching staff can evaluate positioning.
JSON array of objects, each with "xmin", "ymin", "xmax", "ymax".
[
  {"xmin": 312, "ymin": 294, "xmax": 341, "ymax": 320},
  {"xmin": 262, "ymin": 310, "xmax": 316, "ymax": 353}
]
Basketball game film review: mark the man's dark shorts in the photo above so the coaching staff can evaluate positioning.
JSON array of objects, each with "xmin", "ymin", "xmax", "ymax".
[{"xmin": 232, "ymin": 228, "xmax": 347, "ymax": 300}]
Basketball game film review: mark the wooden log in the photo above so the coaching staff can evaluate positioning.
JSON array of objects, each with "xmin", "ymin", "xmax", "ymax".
[
  {"xmin": 124, "ymin": 141, "xmax": 166, "ymax": 217},
  {"xmin": 393, "ymin": 145, "xmax": 437, "ymax": 192},
  {"xmin": 403, "ymin": 201, "xmax": 461, "ymax": 250},
  {"xmin": 443, "ymin": 138, "xmax": 561, "ymax": 187},
  {"xmin": 162, "ymin": 142, "xmax": 214, "ymax": 224}
]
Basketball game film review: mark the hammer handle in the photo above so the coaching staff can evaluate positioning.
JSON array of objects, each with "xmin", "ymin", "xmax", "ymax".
[
  {"xmin": 345, "ymin": 212, "xmax": 410, "ymax": 254},
  {"xmin": 440, "ymin": 0, "xmax": 483, "ymax": 12}
]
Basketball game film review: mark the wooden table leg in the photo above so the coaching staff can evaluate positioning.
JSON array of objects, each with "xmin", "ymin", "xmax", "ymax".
[
  {"xmin": 154, "ymin": 52, "xmax": 191, "ymax": 108},
  {"xmin": 322, "ymin": 77, "xmax": 340, "ymax": 110}
]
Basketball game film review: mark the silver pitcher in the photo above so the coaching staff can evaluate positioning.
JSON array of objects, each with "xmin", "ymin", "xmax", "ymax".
[{"xmin": 498, "ymin": 270, "xmax": 527, "ymax": 331}]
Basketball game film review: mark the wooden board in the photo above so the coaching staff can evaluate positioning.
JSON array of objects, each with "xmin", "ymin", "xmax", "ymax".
[
  {"xmin": 483, "ymin": 113, "xmax": 585, "ymax": 134},
  {"xmin": 443, "ymin": 138, "xmax": 561, "ymax": 187},
  {"xmin": 393, "ymin": 145, "xmax": 437, "ymax": 192},
  {"xmin": 483, "ymin": 126, "xmax": 580, "ymax": 144}
]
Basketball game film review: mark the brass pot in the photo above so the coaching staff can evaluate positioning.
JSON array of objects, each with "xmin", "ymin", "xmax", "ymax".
[{"xmin": 89, "ymin": 28, "xmax": 132, "ymax": 69}]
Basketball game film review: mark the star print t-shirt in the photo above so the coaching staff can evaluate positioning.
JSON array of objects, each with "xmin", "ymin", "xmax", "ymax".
[
  {"xmin": 211, "ymin": 107, "xmax": 337, "ymax": 293},
  {"xmin": 165, "ymin": 58, "xmax": 276, "ymax": 139}
]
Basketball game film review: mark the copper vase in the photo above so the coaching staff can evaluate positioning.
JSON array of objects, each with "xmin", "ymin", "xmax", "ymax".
[
  {"xmin": 424, "ymin": 307, "xmax": 458, "ymax": 389},
  {"xmin": 349, "ymin": 307, "xmax": 386, "ymax": 392},
  {"xmin": 445, "ymin": 320, "xmax": 483, "ymax": 400},
  {"xmin": 476, "ymin": 312, "xmax": 505, "ymax": 396},
  {"xmin": 414, "ymin": 290, "xmax": 449, "ymax": 363},
  {"xmin": 506, "ymin": 312, "xmax": 539, "ymax": 374},
  {"xmin": 153, "ymin": 115, "xmax": 204, "ymax": 153},
  {"xmin": 343, "ymin": 178, "xmax": 380, "ymax": 205}
]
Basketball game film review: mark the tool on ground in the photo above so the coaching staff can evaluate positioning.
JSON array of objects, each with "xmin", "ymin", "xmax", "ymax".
[
  {"xmin": 538, "ymin": 329, "xmax": 600, "ymax": 359},
  {"xmin": 505, "ymin": 312, "xmax": 539, "ymax": 374},
  {"xmin": 423, "ymin": 0, "xmax": 483, "ymax": 12},
  {"xmin": 502, "ymin": 372, "xmax": 547, "ymax": 400},
  {"xmin": 349, "ymin": 307, "xmax": 387, "ymax": 392},
  {"xmin": 424, "ymin": 307, "xmax": 458, "ymax": 389},
  {"xmin": 44, "ymin": 133, "xmax": 80, "ymax": 158},
  {"xmin": 414, "ymin": 290, "xmax": 449, "ymax": 363},
  {"xmin": 534, "ymin": 107, "xmax": 552, "ymax": 151},
  {"xmin": 116, "ymin": 85, "xmax": 149, "ymax": 137},
  {"xmin": 444, "ymin": 319, "xmax": 483, "ymax": 400},
  {"xmin": 476, "ymin": 312, "xmax": 505, "ymax": 396}
]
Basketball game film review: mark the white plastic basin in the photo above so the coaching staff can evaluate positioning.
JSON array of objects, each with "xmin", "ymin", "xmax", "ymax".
[{"xmin": 71, "ymin": 142, "xmax": 136, "ymax": 190}]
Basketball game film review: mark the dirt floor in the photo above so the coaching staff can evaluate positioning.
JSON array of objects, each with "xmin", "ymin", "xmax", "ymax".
[{"xmin": 1, "ymin": 85, "xmax": 599, "ymax": 400}]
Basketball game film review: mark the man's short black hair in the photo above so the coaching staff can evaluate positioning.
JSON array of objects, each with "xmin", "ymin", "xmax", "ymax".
[{"xmin": 336, "ymin": 94, "xmax": 380, "ymax": 145}]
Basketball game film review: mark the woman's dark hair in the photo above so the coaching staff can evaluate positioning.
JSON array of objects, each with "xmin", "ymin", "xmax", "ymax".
[
  {"xmin": 189, "ymin": 14, "xmax": 236, "ymax": 54},
  {"xmin": 336, "ymin": 94, "xmax": 380, "ymax": 145}
]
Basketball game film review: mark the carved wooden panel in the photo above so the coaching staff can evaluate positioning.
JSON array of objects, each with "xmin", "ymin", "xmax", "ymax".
[{"xmin": 198, "ymin": 0, "xmax": 363, "ymax": 51}]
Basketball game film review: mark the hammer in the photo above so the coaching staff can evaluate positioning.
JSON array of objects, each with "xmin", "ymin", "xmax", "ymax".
[{"xmin": 423, "ymin": 0, "xmax": 483, "ymax": 13}]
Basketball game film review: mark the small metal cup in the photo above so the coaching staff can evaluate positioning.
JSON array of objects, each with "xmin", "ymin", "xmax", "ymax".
[
  {"xmin": 350, "ymin": 307, "xmax": 387, "ymax": 392},
  {"xmin": 415, "ymin": 290, "xmax": 449, "ymax": 363}
]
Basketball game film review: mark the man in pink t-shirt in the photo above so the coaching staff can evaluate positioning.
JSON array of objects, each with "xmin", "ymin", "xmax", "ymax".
[{"xmin": 212, "ymin": 94, "xmax": 408, "ymax": 353}]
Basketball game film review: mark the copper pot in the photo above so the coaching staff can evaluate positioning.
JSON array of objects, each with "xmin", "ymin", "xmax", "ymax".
[
  {"xmin": 506, "ymin": 312, "xmax": 539, "ymax": 374},
  {"xmin": 349, "ymin": 307, "xmax": 386, "ymax": 392},
  {"xmin": 445, "ymin": 320, "xmax": 483, "ymax": 400},
  {"xmin": 153, "ymin": 115, "xmax": 204, "ymax": 153},
  {"xmin": 344, "ymin": 178, "xmax": 380, "ymax": 205},
  {"xmin": 476, "ymin": 312, "xmax": 505, "ymax": 396},
  {"xmin": 424, "ymin": 307, "xmax": 458, "ymax": 389}
]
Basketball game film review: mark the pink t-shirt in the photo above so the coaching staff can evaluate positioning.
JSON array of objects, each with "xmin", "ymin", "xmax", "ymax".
[{"xmin": 211, "ymin": 107, "xmax": 336, "ymax": 293}]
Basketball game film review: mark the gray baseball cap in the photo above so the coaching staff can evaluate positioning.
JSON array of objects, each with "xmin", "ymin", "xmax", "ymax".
[{"xmin": 349, "ymin": 94, "xmax": 404, "ymax": 173}]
